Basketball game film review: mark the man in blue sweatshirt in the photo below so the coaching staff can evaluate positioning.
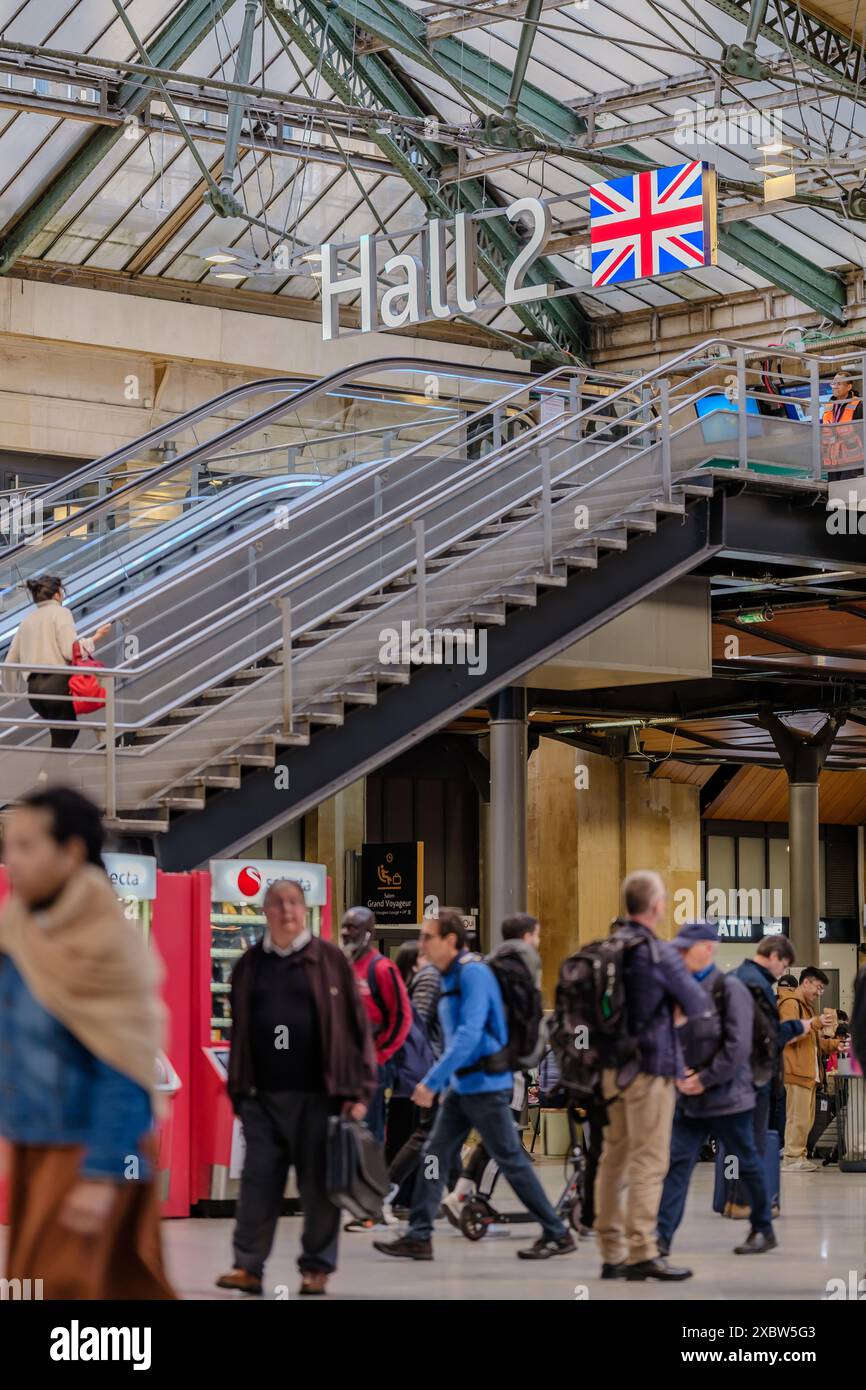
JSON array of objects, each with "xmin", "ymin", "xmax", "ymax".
[
  {"xmin": 656, "ymin": 922, "xmax": 776, "ymax": 1260},
  {"xmin": 374, "ymin": 907, "xmax": 575, "ymax": 1262}
]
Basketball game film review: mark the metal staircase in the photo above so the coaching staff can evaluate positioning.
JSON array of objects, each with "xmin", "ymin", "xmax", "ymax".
[{"xmin": 0, "ymin": 336, "xmax": 862, "ymax": 863}]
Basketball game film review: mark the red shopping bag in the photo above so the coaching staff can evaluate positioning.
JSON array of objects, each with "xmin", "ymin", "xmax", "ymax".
[{"xmin": 68, "ymin": 640, "xmax": 107, "ymax": 716}]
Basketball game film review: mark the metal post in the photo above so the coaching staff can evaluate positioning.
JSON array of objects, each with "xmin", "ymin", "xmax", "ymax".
[
  {"xmin": 104, "ymin": 674, "xmax": 117, "ymax": 820},
  {"xmin": 789, "ymin": 780, "xmax": 821, "ymax": 966},
  {"xmin": 809, "ymin": 356, "xmax": 822, "ymax": 479},
  {"xmin": 492, "ymin": 407, "xmax": 503, "ymax": 452},
  {"xmin": 413, "ymin": 518, "xmax": 427, "ymax": 632},
  {"xmin": 487, "ymin": 688, "xmax": 528, "ymax": 948},
  {"xmin": 659, "ymin": 378, "xmax": 673, "ymax": 498},
  {"xmin": 541, "ymin": 443, "xmax": 553, "ymax": 572},
  {"xmin": 860, "ymin": 353, "xmax": 866, "ymax": 476},
  {"xmin": 279, "ymin": 597, "xmax": 293, "ymax": 736},
  {"xmin": 735, "ymin": 346, "xmax": 748, "ymax": 470},
  {"xmin": 381, "ymin": 430, "xmax": 394, "ymax": 461},
  {"xmin": 220, "ymin": 0, "xmax": 258, "ymax": 199},
  {"xmin": 502, "ymin": 0, "xmax": 544, "ymax": 121}
]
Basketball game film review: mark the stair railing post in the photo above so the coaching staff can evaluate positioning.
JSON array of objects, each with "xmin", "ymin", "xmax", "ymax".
[
  {"xmin": 279, "ymin": 596, "xmax": 293, "ymax": 737},
  {"xmin": 413, "ymin": 519, "xmax": 427, "ymax": 633},
  {"xmin": 659, "ymin": 378, "xmax": 673, "ymax": 500},
  {"xmin": 492, "ymin": 406, "xmax": 503, "ymax": 453},
  {"xmin": 541, "ymin": 444, "xmax": 553, "ymax": 572},
  {"xmin": 735, "ymin": 346, "xmax": 748, "ymax": 470},
  {"xmin": 104, "ymin": 674, "xmax": 117, "ymax": 821},
  {"xmin": 810, "ymin": 356, "xmax": 822, "ymax": 480}
]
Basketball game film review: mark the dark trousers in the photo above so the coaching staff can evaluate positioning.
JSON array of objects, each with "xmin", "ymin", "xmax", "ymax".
[
  {"xmin": 367, "ymin": 1061, "xmax": 394, "ymax": 1145},
  {"xmin": 233, "ymin": 1091, "xmax": 339, "ymax": 1278},
  {"xmin": 388, "ymin": 1101, "xmax": 437, "ymax": 1193},
  {"xmin": 580, "ymin": 1099, "xmax": 607, "ymax": 1230},
  {"xmin": 27, "ymin": 673, "xmax": 78, "ymax": 748},
  {"xmin": 731, "ymin": 1081, "xmax": 771, "ymax": 1207},
  {"xmin": 657, "ymin": 1107, "xmax": 772, "ymax": 1248},
  {"xmin": 408, "ymin": 1087, "xmax": 567, "ymax": 1242}
]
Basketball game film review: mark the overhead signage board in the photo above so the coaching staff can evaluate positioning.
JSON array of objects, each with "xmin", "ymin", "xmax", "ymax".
[
  {"xmin": 360, "ymin": 842, "xmax": 424, "ymax": 925},
  {"xmin": 316, "ymin": 164, "xmax": 717, "ymax": 341},
  {"xmin": 210, "ymin": 858, "xmax": 328, "ymax": 907},
  {"xmin": 103, "ymin": 853, "xmax": 157, "ymax": 901}
]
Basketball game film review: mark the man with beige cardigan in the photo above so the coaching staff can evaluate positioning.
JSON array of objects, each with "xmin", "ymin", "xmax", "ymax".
[{"xmin": 778, "ymin": 967, "xmax": 838, "ymax": 1171}]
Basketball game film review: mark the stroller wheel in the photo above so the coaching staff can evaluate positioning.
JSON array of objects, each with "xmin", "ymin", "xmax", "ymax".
[{"xmin": 459, "ymin": 1199, "xmax": 490, "ymax": 1241}]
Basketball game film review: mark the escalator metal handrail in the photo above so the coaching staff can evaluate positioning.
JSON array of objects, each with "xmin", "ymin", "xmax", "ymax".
[{"xmin": 0, "ymin": 356, "xmax": 594, "ymax": 570}]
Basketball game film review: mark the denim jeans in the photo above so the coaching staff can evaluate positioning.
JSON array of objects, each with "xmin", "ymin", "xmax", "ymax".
[
  {"xmin": 657, "ymin": 1106, "xmax": 772, "ymax": 1248},
  {"xmin": 408, "ymin": 1086, "xmax": 567, "ymax": 1242},
  {"xmin": 367, "ymin": 1060, "xmax": 395, "ymax": 1145}
]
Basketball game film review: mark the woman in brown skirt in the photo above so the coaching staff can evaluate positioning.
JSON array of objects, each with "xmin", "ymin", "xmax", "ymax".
[{"xmin": 0, "ymin": 786, "xmax": 175, "ymax": 1300}]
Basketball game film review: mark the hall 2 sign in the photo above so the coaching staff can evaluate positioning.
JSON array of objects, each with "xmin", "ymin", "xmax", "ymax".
[{"xmin": 320, "ymin": 197, "xmax": 552, "ymax": 341}]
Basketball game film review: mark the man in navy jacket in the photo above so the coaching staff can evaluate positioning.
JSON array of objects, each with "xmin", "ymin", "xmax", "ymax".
[
  {"xmin": 656, "ymin": 922, "xmax": 776, "ymax": 1263},
  {"xmin": 594, "ymin": 871, "xmax": 713, "ymax": 1283}
]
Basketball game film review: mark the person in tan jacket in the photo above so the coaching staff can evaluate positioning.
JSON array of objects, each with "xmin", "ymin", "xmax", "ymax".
[
  {"xmin": 6, "ymin": 574, "xmax": 110, "ymax": 748},
  {"xmin": 778, "ymin": 967, "xmax": 838, "ymax": 1170}
]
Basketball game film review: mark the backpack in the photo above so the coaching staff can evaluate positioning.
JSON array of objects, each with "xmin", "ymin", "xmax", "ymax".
[
  {"xmin": 710, "ymin": 974, "xmax": 778, "ymax": 1089},
  {"xmin": 446, "ymin": 951, "xmax": 544, "ymax": 1078},
  {"xmin": 548, "ymin": 927, "xmax": 653, "ymax": 1101},
  {"xmin": 366, "ymin": 958, "xmax": 433, "ymax": 1096},
  {"xmin": 486, "ymin": 949, "xmax": 544, "ymax": 1071}
]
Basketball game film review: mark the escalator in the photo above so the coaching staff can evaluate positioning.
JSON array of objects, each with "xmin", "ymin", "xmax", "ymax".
[{"xmin": 0, "ymin": 338, "xmax": 859, "ymax": 864}]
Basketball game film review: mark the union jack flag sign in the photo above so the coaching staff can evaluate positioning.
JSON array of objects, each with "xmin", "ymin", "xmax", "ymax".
[{"xmin": 589, "ymin": 161, "xmax": 717, "ymax": 288}]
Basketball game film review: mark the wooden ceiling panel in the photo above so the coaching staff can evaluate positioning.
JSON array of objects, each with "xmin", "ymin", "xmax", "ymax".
[{"xmin": 704, "ymin": 766, "xmax": 866, "ymax": 823}]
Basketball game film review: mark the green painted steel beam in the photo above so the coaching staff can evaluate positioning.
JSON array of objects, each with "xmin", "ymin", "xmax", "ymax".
[
  {"xmin": 708, "ymin": 0, "xmax": 866, "ymax": 97},
  {"xmin": 0, "ymin": 0, "xmax": 236, "ymax": 273},
  {"xmin": 322, "ymin": 0, "xmax": 849, "ymax": 322},
  {"xmin": 269, "ymin": 0, "xmax": 590, "ymax": 359},
  {"xmin": 330, "ymin": 0, "xmax": 586, "ymax": 145},
  {"xmin": 718, "ymin": 221, "xmax": 847, "ymax": 322}
]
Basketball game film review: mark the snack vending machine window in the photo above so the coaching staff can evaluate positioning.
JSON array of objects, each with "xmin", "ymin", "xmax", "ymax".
[{"xmin": 208, "ymin": 858, "xmax": 330, "ymax": 1042}]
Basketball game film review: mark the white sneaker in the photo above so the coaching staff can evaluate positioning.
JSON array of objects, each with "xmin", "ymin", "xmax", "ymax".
[
  {"xmin": 782, "ymin": 1159, "xmax": 818, "ymax": 1171},
  {"xmin": 441, "ymin": 1191, "xmax": 466, "ymax": 1229}
]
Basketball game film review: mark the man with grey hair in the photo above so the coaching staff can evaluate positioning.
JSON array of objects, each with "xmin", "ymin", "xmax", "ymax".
[
  {"xmin": 217, "ymin": 879, "xmax": 377, "ymax": 1297},
  {"xmin": 593, "ymin": 871, "xmax": 712, "ymax": 1283}
]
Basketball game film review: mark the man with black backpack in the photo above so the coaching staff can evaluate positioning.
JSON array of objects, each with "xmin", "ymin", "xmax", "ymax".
[
  {"xmin": 656, "ymin": 922, "xmax": 776, "ymax": 1260},
  {"xmin": 373, "ymin": 907, "xmax": 575, "ymax": 1263},
  {"xmin": 585, "ymin": 872, "xmax": 712, "ymax": 1281}
]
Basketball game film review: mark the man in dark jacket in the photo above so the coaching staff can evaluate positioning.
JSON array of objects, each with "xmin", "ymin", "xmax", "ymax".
[
  {"xmin": 656, "ymin": 923, "xmax": 776, "ymax": 1260},
  {"xmin": 730, "ymin": 936, "xmax": 810, "ymax": 1212},
  {"xmin": 217, "ymin": 879, "xmax": 377, "ymax": 1298},
  {"xmin": 594, "ymin": 872, "xmax": 713, "ymax": 1283}
]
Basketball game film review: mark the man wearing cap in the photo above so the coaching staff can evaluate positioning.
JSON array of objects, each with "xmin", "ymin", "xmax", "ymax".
[{"xmin": 656, "ymin": 922, "xmax": 776, "ymax": 1260}]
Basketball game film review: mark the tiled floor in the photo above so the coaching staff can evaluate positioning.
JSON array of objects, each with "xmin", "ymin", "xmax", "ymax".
[{"xmin": 161, "ymin": 1163, "xmax": 866, "ymax": 1302}]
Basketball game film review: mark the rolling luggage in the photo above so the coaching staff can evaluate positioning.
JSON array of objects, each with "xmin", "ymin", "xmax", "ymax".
[{"xmin": 712, "ymin": 1129, "xmax": 780, "ymax": 1214}]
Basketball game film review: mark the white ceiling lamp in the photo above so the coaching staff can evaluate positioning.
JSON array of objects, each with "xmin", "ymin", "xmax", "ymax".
[{"xmin": 202, "ymin": 247, "xmax": 241, "ymax": 264}]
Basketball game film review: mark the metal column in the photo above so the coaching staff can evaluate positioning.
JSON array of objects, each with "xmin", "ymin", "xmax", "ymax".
[
  {"xmin": 788, "ymin": 780, "xmax": 821, "ymax": 966},
  {"xmin": 487, "ymin": 687, "xmax": 528, "ymax": 948},
  {"xmin": 759, "ymin": 710, "xmax": 844, "ymax": 967}
]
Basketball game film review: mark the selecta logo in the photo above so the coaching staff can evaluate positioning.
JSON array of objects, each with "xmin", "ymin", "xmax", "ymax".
[{"xmin": 237, "ymin": 866, "xmax": 262, "ymax": 897}]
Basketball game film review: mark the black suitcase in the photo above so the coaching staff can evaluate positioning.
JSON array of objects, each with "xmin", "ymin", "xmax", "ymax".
[
  {"xmin": 325, "ymin": 1116, "xmax": 389, "ymax": 1221},
  {"xmin": 807, "ymin": 1086, "xmax": 835, "ymax": 1157}
]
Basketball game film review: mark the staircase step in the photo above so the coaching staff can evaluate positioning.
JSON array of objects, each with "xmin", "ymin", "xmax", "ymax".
[
  {"xmin": 198, "ymin": 686, "xmax": 243, "ymax": 701},
  {"xmin": 462, "ymin": 609, "xmax": 507, "ymax": 626},
  {"xmin": 521, "ymin": 566, "xmax": 568, "ymax": 588},
  {"xmin": 366, "ymin": 667, "xmax": 411, "ymax": 686},
  {"xmin": 162, "ymin": 792, "xmax": 207, "ymax": 811},
  {"xmin": 494, "ymin": 588, "xmax": 538, "ymax": 608},
  {"xmin": 106, "ymin": 813, "xmax": 170, "ymax": 834},
  {"xmin": 276, "ymin": 724, "xmax": 312, "ymax": 747},
  {"xmin": 331, "ymin": 680, "xmax": 379, "ymax": 706},
  {"xmin": 301, "ymin": 700, "xmax": 345, "ymax": 726},
  {"xmin": 560, "ymin": 549, "xmax": 599, "ymax": 570},
  {"xmin": 593, "ymin": 528, "xmax": 629, "ymax": 551}
]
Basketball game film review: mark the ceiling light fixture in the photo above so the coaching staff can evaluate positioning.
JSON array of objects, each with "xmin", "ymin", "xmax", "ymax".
[{"xmin": 202, "ymin": 248, "xmax": 240, "ymax": 264}]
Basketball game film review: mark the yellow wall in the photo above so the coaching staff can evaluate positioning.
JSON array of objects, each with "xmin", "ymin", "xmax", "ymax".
[{"xmin": 527, "ymin": 738, "xmax": 701, "ymax": 1000}]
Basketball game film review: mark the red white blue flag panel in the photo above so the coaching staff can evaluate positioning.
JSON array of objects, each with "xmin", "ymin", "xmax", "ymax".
[{"xmin": 589, "ymin": 161, "xmax": 715, "ymax": 289}]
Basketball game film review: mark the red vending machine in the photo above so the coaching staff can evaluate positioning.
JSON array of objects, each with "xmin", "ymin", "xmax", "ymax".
[
  {"xmin": 190, "ymin": 857, "xmax": 331, "ymax": 1211},
  {"xmin": 0, "ymin": 855, "xmax": 194, "ymax": 1222}
]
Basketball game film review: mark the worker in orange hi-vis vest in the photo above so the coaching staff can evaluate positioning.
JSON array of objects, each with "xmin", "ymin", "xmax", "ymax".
[{"xmin": 821, "ymin": 371, "xmax": 864, "ymax": 471}]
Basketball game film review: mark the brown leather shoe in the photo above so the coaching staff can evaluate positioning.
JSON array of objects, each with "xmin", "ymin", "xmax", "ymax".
[
  {"xmin": 215, "ymin": 1268, "xmax": 263, "ymax": 1295},
  {"xmin": 298, "ymin": 1271, "xmax": 329, "ymax": 1296}
]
